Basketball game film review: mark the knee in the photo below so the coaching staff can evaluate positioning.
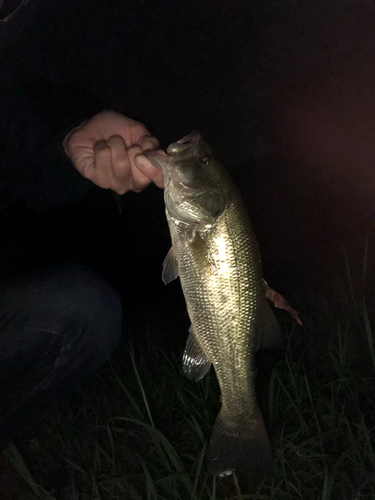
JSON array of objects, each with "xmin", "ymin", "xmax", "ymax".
[
  {"xmin": 58, "ymin": 264, "xmax": 123, "ymax": 355},
  {"xmin": 1, "ymin": 263, "xmax": 123, "ymax": 356}
]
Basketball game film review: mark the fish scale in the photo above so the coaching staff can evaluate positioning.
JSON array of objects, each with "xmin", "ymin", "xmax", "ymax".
[{"xmin": 144, "ymin": 131, "xmax": 281, "ymax": 478}]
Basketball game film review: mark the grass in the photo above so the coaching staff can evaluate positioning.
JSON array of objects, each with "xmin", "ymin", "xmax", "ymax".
[{"xmin": 2, "ymin": 284, "xmax": 375, "ymax": 500}]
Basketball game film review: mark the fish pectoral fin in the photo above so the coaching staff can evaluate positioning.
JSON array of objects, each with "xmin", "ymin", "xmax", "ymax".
[
  {"xmin": 162, "ymin": 247, "xmax": 179, "ymax": 284},
  {"xmin": 182, "ymin": 325, "xmax": 211, "ymax": 382},
  {"xmin": 256, "ymin": 301, "xmax": 285, "ymax": 351}
]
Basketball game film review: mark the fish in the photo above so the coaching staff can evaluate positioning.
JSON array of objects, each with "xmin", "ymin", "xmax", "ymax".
[{"xmin": 144, "ymin": 131, "xmax": 284, "ymax": 479}]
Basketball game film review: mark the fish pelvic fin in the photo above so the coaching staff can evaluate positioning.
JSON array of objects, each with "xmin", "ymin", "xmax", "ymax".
[
  {"xmin": 162, "ymin": 247, "xmax": 179, "ymax": 284},
  {"xmin": 207, "ymin": 408, "xmax": 274, "ymax": 479},
  {"xmin": 183, "ymin": 325, "xmax": 211, "ymax": 381},
  {"xmin": 256, "ymin": 300, "xmax": 285, "ymax": 351}
]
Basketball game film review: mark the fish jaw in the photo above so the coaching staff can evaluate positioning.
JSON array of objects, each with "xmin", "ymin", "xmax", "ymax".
[
  {"xmin": 143, "ymin": 148, "xmax": 171, "ymax": 177},
  {"xmin": 166, "ymin": 130, "xmax": 201, "ymax": 155},
  {"xmin": 143, "ymin": 131, "xmax": 201, "ymax": 176},
  {"xmin": 143, "ymin": 131, "xmax": 221, "ymax": 193},
  {"xmin": 145, "ymin": 134, "xmax": 228, "ymax": 227}
]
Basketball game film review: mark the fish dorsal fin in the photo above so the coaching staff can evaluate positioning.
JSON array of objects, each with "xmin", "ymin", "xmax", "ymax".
[
  {"xmin": 162, "ymin": 247, "xmax": 179, "ymax": 284},
  {"xmin": 182, "ymin": 325, "xmax": 211, "ymax": 381},
  {"xmin": 256, "ymin": 301, "xmax": 285, "ymax": 351}
]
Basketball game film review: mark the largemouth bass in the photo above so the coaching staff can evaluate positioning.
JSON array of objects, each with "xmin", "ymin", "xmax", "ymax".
[{"xmin": 145, "ymin": 132, "xmax": 283, "ymax": 478}]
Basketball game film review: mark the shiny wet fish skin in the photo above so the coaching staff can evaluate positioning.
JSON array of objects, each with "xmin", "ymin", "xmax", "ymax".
[{"xmin": 144, "ymin": 132, "xmax": 280, "ymax": 478}]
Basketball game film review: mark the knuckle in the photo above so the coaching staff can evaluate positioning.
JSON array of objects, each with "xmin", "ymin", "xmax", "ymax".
[
  {"xmin": 140, "ymin": 134, "xmax": 159, "ymax": 149},
  {"xmin": 115, "ymin": 186, "xmax": 128, "ymax": 195},
  {"xmin": 134, "ymin": 179, "xmax": 149, "ymax": 191},
  {"xmin": 127, "ymin": 144, "xmax": 142, "ymax": 157},
  {"xmin": 129, "ymin": 121, "xmax": 148, "ymax": 139},
  {"xmin": 94, "ymin": 144, "xmax": 111, "ymax": 158},
  {"xmin": 129, "ymin": 119, "xmax": 143, "ymax": 129},
  {"xmin": 115, "ymin": 157, "xmax": 130, "ymax": 173},
  {"xmin": 107, "ymin": 134, "xmax": 124, "ymax": 145}
]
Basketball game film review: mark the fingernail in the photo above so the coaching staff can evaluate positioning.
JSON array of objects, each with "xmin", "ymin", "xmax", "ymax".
[
  {"xmin": 142, "ymin": 141, "xmax": 155, "ymax": 151},
  {"xmin": 141, "ymin": 134, "xmax": 159, "ymax": 151},
  {"xmin": 135, "ymin": 154, "xmax": 147, "ymax": 168}
]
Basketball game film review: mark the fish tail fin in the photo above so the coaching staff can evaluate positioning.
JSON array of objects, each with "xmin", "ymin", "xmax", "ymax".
[{"xmin": 207, "ymin": 407, "xmax": 274, "ymax": 479}]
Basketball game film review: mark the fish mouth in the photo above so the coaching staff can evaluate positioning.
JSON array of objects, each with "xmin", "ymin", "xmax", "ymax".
[
  {"xmin": 143, "ymin": 131, "xmax": 201, "ymax": 171},
  {"xmin": 143, "ymin": 148, "xmax": 170, "ymax": 171},
  {"xmin": 167, "ymin": 131, "xmax": 201, "ymax": 156}
]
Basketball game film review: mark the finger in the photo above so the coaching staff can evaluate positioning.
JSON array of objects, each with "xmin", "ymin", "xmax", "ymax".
[
  {"xmin": 106, "ymin": 135, "xmax": 131, "ymax": 180},
  {"xmin": 138, "ymin": 134, "xmax": 160, "ymax": 151},
  {"xmin": 134, "ymin": 152, "xmax": 164, "ymax": 188},
  {"xmin": 63, "ymin": 120, "xmax": 90, "ymax": 156},
  {"xmin": 127, "ymin": 144, "xmax": 153, "ymax": 192},
  {"xmin": 124, "ymin": 121, "xmax": 155, "ymax": 147},
  {"xmin": 93, "ymin": 139, "xmax": 109, "ymax": 155},
  {"xmin": 92, "ymin": 140, "xmax": 114, "ymax": 189}
]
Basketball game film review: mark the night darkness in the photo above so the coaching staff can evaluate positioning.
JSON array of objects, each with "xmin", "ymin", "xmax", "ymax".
[
  {"xmin": 2, "ymin": 0, "xmax": 375, "ymax": 495},
  {"xmin": 0, "ymin": 0, "xmax": 262, "ymax": 310},
  {"xmin": 2, "ymin": 0, "xmax": 375, "ymax": 306}
]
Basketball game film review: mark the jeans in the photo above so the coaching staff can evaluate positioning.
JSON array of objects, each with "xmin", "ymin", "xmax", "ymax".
[{"xmin": 0, "ymin": 263, "xmax": 122, "ymax": 451}]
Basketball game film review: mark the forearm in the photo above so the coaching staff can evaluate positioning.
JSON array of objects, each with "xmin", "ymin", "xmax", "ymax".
[{"xmin": 24, "ymin": 128, "xmax": 93, "ymax": 212}]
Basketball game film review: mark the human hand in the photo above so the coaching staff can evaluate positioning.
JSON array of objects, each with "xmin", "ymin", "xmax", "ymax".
[{"xmin": 63, "ymin": 110, "xmax": 164, "ymax": 194}]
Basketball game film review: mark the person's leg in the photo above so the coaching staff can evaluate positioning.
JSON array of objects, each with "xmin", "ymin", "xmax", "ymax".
[{"xmin": 0, "ymin": 263, "xmax": 122, "ymax": 451}]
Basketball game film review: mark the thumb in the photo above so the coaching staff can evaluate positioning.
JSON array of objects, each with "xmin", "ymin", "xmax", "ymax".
[{"xmin": 135, "ymin": 154, "xmax": 164, "ymax": 188}]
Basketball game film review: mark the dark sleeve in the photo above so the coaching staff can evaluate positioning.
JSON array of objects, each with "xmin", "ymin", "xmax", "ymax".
[
  {"xmin": 24, "ymin": 128, "xmax": 94, "ymax": 212},
  {"xmin": 0, "ymin": 65, "xmax": 93, "ymax": 212}
]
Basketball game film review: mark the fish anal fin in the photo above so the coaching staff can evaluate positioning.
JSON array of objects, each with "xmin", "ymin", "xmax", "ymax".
[
  {"xmin": 182, "ymin": 325, "xmax": 211, "ymax": 382},
  {"xmin": 207, "ymin": 408, "xmax": 274, "ymax": 480},
  {"xmin": 263, "ymin": 279, "xmax": 302, "ymax": 325},
  {"xmin": 162, "ymin": 247, "xmax": 179, "ymax": 285},
  {"xmin": 256, "ymin": 301, "xmax": 285, "ymax": 351}
]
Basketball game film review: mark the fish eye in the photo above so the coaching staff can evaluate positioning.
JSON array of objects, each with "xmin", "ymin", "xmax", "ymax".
[{"xmin": 200, "ymin": 153, "xmax": 211, "ymax": 165}]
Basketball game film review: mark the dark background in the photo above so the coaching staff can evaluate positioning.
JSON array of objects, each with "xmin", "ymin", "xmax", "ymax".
[{"xmin": 2, "ymin": 0, "xmax": 375, "ymax": 313}]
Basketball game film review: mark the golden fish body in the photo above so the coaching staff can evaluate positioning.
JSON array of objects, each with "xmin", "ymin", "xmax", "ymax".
[{"xmin": 145, "ymin": 132, "xmax": 279, "ymax": 477}]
